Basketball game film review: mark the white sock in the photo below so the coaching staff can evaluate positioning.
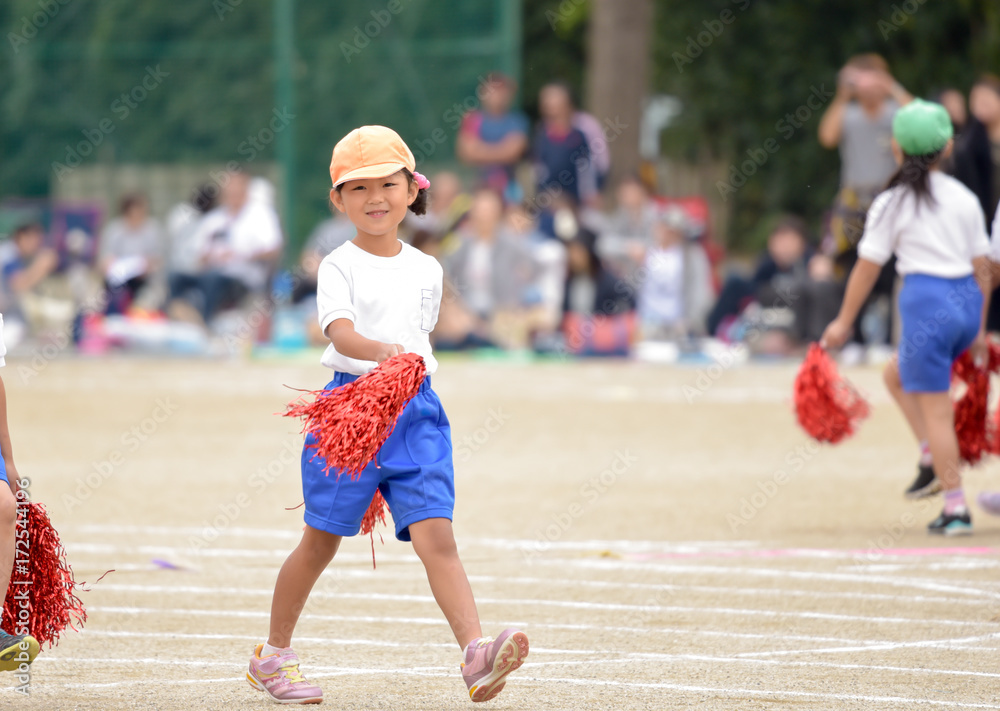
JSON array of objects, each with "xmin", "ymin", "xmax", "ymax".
[{"xmin": 261, "ymin": 642, "xmax": 285, "ymax": 657}]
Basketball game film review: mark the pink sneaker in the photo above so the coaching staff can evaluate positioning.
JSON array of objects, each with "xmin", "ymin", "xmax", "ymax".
[
  {"xmin": 461, "ymin": 628, "xmax": 529, "ymax": 702},
  {"xmin": 247, "ymin": 644, "xmax": 323, "ymax": 705}
]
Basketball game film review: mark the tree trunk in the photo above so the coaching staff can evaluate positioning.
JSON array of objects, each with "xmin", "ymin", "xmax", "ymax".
[{"xmin": 586, "ymin": 0, "xmax": 653, "ymax": 194}]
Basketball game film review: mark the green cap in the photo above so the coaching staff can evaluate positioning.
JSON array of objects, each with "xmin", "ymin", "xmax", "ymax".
[{"xmin": 892, "ymin": 99, "xmax": 953, "ymax": 156}]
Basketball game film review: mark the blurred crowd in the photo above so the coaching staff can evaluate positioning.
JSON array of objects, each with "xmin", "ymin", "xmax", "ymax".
[{"xmin": 4, "ymin": 64, "xmax": 999, "ymax": 360}]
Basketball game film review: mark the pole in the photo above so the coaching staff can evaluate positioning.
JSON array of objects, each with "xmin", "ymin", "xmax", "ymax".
[{"xmin": 274, "ymin": 0, "xmax": 297, "ymax": 262}]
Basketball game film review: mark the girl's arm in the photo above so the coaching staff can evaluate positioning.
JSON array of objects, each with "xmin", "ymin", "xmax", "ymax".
[
  {"xmin": 325, "ymin": 319, "xmax": 402, "ymax": 364},
  {"xmin": 0, "ymin": 374, "xmax": 19, "ymax": 498},
  {"xmin": 820, "ymin": 258, "xmax": 883, "ymax": 348},
  {"xmin": 970, "ymin": 256, "xmax": 995, "ymax": 367}
]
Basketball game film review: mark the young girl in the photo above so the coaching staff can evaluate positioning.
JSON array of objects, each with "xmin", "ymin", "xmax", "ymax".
[
  {"xmin": 822, "ymin": 99, "xmax": 992, "ymax": 535},
  {"xmin": 247, "ymin": 126, "xmax": 529, "ymax": 705}
]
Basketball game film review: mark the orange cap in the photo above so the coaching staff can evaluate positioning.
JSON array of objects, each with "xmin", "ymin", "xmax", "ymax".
[{"xmin": 329, "ymin": 125, "xmax": 415, "ymax": 187}]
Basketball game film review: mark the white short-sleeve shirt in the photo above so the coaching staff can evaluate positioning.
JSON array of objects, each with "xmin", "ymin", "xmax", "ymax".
[
  {"xmin": 858, "ymin": 172, "xmax": 990, "ymax": 277},
  {"xmin": 317, "ymin": 241, "xmax": 441, "ymax": 375}
]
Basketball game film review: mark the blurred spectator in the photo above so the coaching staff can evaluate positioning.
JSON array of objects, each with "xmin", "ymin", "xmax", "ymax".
[
  {"xmin": 442, "ymin": 188, "xmax": 540, "ymax": 349},
  {"xmin": 637, "ymin": 206, "xmax": 714, "ymax": 341},
  {"xmin": 560, "ymin": 213, "xmax": 635, "ymax": 356},
  {"xmin": 818, "ymin": 53, "xmax": 912, "ymax": 349},
  {"xmin": 0, "ymin": 223, "xmax": 64, "ymax": 334},
  {"xmin": 456, "ymin": 73, "xmax": 529, "ymax": 204},
  {"xmin": 99, "ymin": 192, "xmax": 163, "ymax": 315},
  {"xmin": 534, "ymin": 83, "xmax": 598, "ymax": 236},
  {"xmin": 937, "ymin": 88, "xmax": 968, "ymax": 133},
  {"xmin": 595, "ymin": 175, "xmax": 658, "ymax": 282},
  {"xmin": 967, "ymin": 74, "xmax": 1000, "ymax": 221},
  {"xmin": 707, "ymin": 217, "xmax": 838, "ymax": 352},
  {"xmin": 168, "ymin": 172, "xmax": 282, "ymax": 325},
  {"xmin": 166, "ymin": 184, "xmax": 217, "ymax": 282},
  {"xmin": 406, "ymin": 171, "xmax": 469, "ymax": 240}
]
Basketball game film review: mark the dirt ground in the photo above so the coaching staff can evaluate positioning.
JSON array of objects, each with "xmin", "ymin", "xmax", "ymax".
[{"xmin": 2, "ymin": 353, "xmax": 1000, "ymax": 710}]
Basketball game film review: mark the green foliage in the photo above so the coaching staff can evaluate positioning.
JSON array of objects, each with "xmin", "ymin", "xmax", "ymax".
[{"xmin": 652, "ymin": 0, "xmax": 1000, "ymax": 248}]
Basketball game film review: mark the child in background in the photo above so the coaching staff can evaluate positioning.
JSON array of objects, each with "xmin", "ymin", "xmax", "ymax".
[
  {"xmin": 246, "ymin": 126, "xmax": 528, "ymax": 705},
  {"xmin": 0, "ymin": 313, "xmax": 41, "ymax": 671},
  {"xmin": 822, "ymin": 100, "xmax": 991, "ymax": 534}
]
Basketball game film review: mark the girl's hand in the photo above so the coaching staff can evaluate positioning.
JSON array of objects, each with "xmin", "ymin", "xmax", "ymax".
[
  {"xmin": 820, "ymin": 318, "xmax": 852, "ymax": 350},
  {"xmin": 373, "ymin": 343, "xmax": 404, "ymax": 364},
  {"xmin": 970, "ymin": 330, "xmax": 990, "ymax": 369}
]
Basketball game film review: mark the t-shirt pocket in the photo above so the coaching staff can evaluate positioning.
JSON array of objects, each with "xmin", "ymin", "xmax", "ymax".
[{"xmin": 420, "ymin": 288, "xmax": 434, "ymax": 332}]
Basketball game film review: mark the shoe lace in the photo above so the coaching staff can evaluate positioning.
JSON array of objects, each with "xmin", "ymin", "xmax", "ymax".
[{"xmin": 279, "ymin": 661, "xmax": 307, "ymax": 684}]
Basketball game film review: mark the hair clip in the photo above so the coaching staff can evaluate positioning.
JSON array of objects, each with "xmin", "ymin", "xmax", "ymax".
[{"xmin": 412, "ymin": 171, "xmax": 431, "ymax": 190}]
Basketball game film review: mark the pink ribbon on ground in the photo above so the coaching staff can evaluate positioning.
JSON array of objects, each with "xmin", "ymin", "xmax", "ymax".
[{"xmin": 412, "ymin": 171, "xmax": 431, "ymax": 190}]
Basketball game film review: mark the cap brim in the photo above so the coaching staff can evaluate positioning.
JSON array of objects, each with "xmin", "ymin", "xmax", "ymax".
[{"xmin": 333, "ymin": 162, "xmax": 410, "ymax": 187}]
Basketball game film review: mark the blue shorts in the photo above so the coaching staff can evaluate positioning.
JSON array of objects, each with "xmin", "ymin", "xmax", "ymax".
[
  {"xmin": 302, "ymin": 372, "xmax": 455, "ymax": 542},
  {"xmin": 0, "ymin": 457, "xmax": 6, "ymax": 484},
  {"xmin": 897, "ymin": 273, "xmax": 982, "ymax": 393}
]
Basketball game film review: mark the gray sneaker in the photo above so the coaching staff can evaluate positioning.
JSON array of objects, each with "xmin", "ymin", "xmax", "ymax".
[{"xmin": 0, "ymin": 629, "xmax": 39, "ymax": 672}]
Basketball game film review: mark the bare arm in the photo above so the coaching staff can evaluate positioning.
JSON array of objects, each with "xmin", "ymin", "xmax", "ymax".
[
  {"xmin": 818, "ymin": 91, "xmax": 849, "ymax": 149},
  {"xmin": 820, "ymin": 258, "xmax": 883, "ymax": 348},
  {"xmin": 457, "ymin": 132, "xmax": 527, "ymax": 165},
  {"xmin": 10, "ymin": 249, "xmax": 58, "ymax": 294},
  {"xmin": 0, "ymin": 375, "xmax": 19, "ymax": 498},
  {"xmin": 325, "ymin": 318, "xmax": 401, "ymax": 364}
]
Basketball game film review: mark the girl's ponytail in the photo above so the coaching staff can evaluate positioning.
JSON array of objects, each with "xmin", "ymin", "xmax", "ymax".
[
  {"xmin": 403, "ymin": 169, "xmax": 429, "ymax": 216},
  {"xmin": 884, "ymin": 149, "xmax": 941, "ymax": 208}
]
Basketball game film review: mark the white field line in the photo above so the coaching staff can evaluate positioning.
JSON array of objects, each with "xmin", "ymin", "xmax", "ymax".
[
  {"xmin": 4, "ymin": 666, "xmax": 1000, "ymax": 708},
  {"xmin": 77, "ymin": 562, "xmax": 997, "ymax": 609},
  {"xmin": 87, "ymin": 584, "xmax": 998, "ymax": 629},
  {"xmin": 78, "ymin": 621, "xmax": 887, "ymax": 650},
  {"xmin": 60, "ymin": 630, "xmax": 1000, "ymax": 679},
  {"xmin": 67, "ymin": 541, "xmax": 1000, "ymax": 603},
  {"xmin": 561, "ymin": 558, "xmax": 1000, "ymax": 600},
  {"xmin": 731, "ymin": 632, "xmax": 1000, "ymax": 658},
  {"xmin": 30, "ymin": 644, "xmax": 1000, "ymax": 682}
]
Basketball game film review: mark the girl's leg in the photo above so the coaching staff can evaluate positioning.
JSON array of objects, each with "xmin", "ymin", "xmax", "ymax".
[
  {"xmin": 884, "ymin": 358, "xmax": 928, "ymax": 444},
  {"xmin": 409, "ymin": 517, "xmax": 482, "ymax": 649},
  {"xmin": 0, "ymin": 484, "xmax": 15, "ymax": 616},
  {"xmin": 267, "ymin": 524, "xmax": 342, "ymax": 648},
  {"xmin": 915, "ymin": 392, "xmax": 964, "ymax": 502}
]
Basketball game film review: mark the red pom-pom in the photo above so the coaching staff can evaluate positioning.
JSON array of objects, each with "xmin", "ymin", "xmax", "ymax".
[
  {"xmin": 794, "ymin": 344, "xmax": 870, "ymax": 443},
  {"xmin": 2, "ymin": 502, "xmax": 86, "ymax": 648},
  {"xmin": 951, "ymin": 341, "xmax": 1000, "ymax": 463},
  {"xmin": 285, "ymin": 353, "xmax": 427, "ymax": 564}
]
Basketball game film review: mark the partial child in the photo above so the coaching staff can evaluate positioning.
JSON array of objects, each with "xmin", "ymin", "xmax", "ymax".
[
  {"xmin": 822, "ymin": 100, "xmax": 991, "ymax": 534},
  {"xmin": 0, "ymin": 313, "xmax": 41, "ymax": 671}
]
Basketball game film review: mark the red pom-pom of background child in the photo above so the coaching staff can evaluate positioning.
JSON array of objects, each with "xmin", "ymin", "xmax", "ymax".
[
  {"xmin": 951, "ymin": 341, "xmax": 1000, "ymax": 464},
  {"xmin": 2, "ymin": 502, "xmax": 87, "ymax": 648},
  {"xmin": 793, "ymin": 344, "xmax": 870, "ymax": 444},
  {"xmin": 284, "ymin": 353, "xmax": 427, "ymax": 565}
]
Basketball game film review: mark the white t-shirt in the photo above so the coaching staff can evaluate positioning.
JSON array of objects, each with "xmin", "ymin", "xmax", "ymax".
[
  {"xmin": 317, "ymin": 241, "xmax": 441, "ymax": 375},
  {"xmin": 858, "ymin": 172, "xmax": 990, "ymax": 277}
]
